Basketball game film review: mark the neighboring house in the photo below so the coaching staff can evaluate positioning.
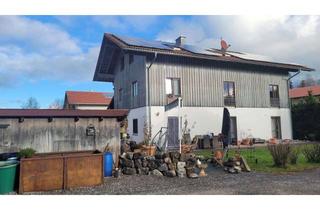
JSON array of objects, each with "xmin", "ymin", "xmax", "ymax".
[
  {"xmin": 64, "ymin": 91, "xmax": 113, "ymax": 110},
  {"xmin": 289, "ymin": 85, "xmax": 320, "ymax": 105},
  {"xmin": 93, "ymin": 33, "xmax": 312, "ymax": 146}
]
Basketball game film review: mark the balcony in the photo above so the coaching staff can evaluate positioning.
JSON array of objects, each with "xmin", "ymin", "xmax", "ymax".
[
  {"xmin": 224, "ymin": 96, "xmax": 236, "ymax": 106},
  {"xmin": 270, "ymin": 98, "xmax": 280, "ymax": 107}
]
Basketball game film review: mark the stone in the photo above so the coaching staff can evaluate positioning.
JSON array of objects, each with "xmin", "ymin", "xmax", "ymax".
[
  {"xmin": 142, "ymin": 159, "xmax": 148, "ymax": 168},
  {"xmin": 185, "ymin": 166, "xmax": 194, "ymax": 177},
  {"xmin": 122, "ymin": 167, "xmax": 136, "ymax": 175},
  {"xmin": 151, "ymin": 169, "xmax": 163, "ymax": 176},
  {"xmin": 122, "ymin": 158, "xmax": 134, "ymax": 168},
  {"xmin": 162, "ymin": 153, "xmax": 170, "ymax": 159},
  {"xmin": 129, "ymin": 141, "xmax": 137, "ymax": 151},
  {"xmin": 234, "ymin": 166, "xmax": 242, "ymax": 172},
  {"xmin": 155, "ymin": 159, "xmax": 163, "ymax": 167},
  {"xmin": 224, "ymin": 167, "xmax": 229, "ymax": 172},
  {"xmin": 176, "ymin": 162, "xmax": 186, "ymax": 178},
  {"xmin": 169, "ymin": 151, "xmax": 181, "ymax": 163},
  {"xmin": 167, "ymin": 163, "xmax": 176, "ymax": 171},
  {"xmin": 126, "ymin": 152, "xmax": 134, "ymax": 160},
  {"xmin": 165, "ymin": 170, "xmax": 176, "ymax": 177},
  {"xmin": 145, "ymin": 156, "xmax": 155, "ymax": 161},
  {"xmin": 141, "ymin": 167, "xmax": 150, "ymax": 175},
  {"xmin": 147, "ymin": 160, "xmax": 158, "ymax": 171},
  {"xmin": 186, "ymin": 158, "xmax": 197, "ymax": 168},
  {"xmin": 155, "ymin": 153, "xmax": 163, "ymax": 159},
  {"xmin": 235, "ymin": 161, "xmax": 241, "ymax": 166},
  {"xmin": 188, "ymin": 173, "xmax": 198, "ymax": 179},
  {"xmin": 133, "ymin": 152, "xmax": 142, "ymax": 160},
  {"xmin": 164, "ymin": 157, "xmax": 172, "ymax": 164},
  {"xmin": 177, "ymin": 171, "xmax": 186, "ymax": 178},
  {"xmin": 134, "ymin": 159, "xmax": 142, "ymax": 169},
  {"xmin": 158, "ymin": 163, "xmax": 168, "ymax": 172},
  {"xmin": 228, "ymin": 168, "xmax": 237, "ymax": 174}
]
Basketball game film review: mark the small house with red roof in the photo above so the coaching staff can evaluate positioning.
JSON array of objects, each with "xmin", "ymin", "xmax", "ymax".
[
  {"xmin": 289, "ymin": 85, "xmax": 320, "ymax": 105},
  {"xmin": 64, "ymin": 91, "xmax": 113, "ymax": 110}
]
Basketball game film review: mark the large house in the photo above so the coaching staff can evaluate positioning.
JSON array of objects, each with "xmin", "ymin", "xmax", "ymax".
[
  {"xmin": 289, "ymin": 85, "xmax": 320, "ymax": 105},
  {"xmin": 64, "ymin": 91, "xmax": 113, "ymax": 110},
  {"xmin": 93, "ymin": 33, "xmax": 312, "ymax": 147}
]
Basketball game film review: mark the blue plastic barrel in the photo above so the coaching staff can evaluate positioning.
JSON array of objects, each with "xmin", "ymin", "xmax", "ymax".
[{"xmin": 104, "ymin": 152, "xmax": 113, "ymax": 177}]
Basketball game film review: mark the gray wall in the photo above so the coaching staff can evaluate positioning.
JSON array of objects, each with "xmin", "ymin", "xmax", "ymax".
[
  {"xmin": 147, "ymin": 55, "xmax": 290, "ymax": 108},
  {"xmin": 0, "ymin": 117, "xmax": 120, "ymax": 158},
  {"xmin": 113, "ymin": 54, "xmax": 147, "ymax": 109}
]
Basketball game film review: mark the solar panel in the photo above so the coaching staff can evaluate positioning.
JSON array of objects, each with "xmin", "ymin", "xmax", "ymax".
[
  {"xmin": 179, "ymin": 44, "xmax": 220, "ymax": 56},
  {"xmin": 116, "ymin": 35, "xmax": 172, "ymax": 50}
]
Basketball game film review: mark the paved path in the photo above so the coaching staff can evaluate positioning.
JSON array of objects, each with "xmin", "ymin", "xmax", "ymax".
[{"xmin": 27, "ymin": 166, "xmax": 320, "ymax": 195}]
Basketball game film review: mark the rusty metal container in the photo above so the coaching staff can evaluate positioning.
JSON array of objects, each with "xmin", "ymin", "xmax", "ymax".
[{"xmin": 19, "ymin": 150, "xmax": 103, "ymax": 194}]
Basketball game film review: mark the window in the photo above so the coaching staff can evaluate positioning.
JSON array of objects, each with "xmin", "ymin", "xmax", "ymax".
[
  {"xmin": 224, "ymin": 81, "xmax": 235, "ymax": 106},
  {"xmin": 271, "ymin": 117, "xmax": 282, "ymax": 139},
  {"xmin": 165, "ymin": 78, "xmax": 181, "ymax": 96},
  {"xmin": 132, "ymin": 81, "xmax": 138, "ymax": 97},
  {"xmin": 129, "ymin": 54, "xmax": 134, "ymax": 64},
  {"xmin": 133, "ymin": 119, "xmax": 138, "ymax": 135},
  {"xmin": 120, "ymin": 56, "xmax": 124, "ymax": 71},
  {"xmin": 118, "ymin": 88, "xmax": 122, "ymax": 101},
  {"xmin": 269, "ymin": 84, "xmax": 280, "ymax": 107}
]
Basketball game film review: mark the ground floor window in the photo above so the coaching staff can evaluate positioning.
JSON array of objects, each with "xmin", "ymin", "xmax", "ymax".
[
  {"xmin": 133, "ymin": 119, "xmax": 138, "ymax": 135},
  {"xmin": 271, "ymin": 117, "xmax": 282, "ymax": 139}
]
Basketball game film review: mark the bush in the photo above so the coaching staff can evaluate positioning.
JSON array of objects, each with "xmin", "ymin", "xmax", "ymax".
[
  {"xmin": 303, "ymin": 144, "xmax": 320, "ymax": 163},
  {"xmin": 18, "ymin": 148, "xmax": 36, "ymax": 158},
  {"xmin": 268, "ymin": 144, "xmax": 291, "ymax": 168},
  {"xmin": 289, "ymin": 146, "xmax": 300, "ymax": 165}
]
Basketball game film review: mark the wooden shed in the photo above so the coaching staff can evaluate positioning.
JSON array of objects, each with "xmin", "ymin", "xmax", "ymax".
[{"xmin": 0, "ymin": 109, "xmax": 128, "ymax": 162}]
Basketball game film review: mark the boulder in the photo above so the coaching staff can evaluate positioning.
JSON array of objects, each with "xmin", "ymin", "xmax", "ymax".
[
  {"xmin": 164, "ymin": 157, "xmax": 172, "ymax": 164},
  {"xmin": 169, "ymin": 152, "xmax": 181, "ymax": 163},
  {"xmin": 176, "ymin": 162, "xmax": 186, "ymax": 178},
  {"xmin": 126, "ymin": 152, "xmax": 134, "ymax": 160},
  {"xmin": 234, "ymin": 166, "xmax": 242, "ymax": 172},
  {"xmin": 134, "ymin": 159, "xmax": 142, "ymax": 169},
  {"xmin": 155, "ymin": 153, "xmax": 163, "ymax": 159},
  {"xmin": 188, "ymin": 173, "xmax": 198, "ymax": 179},
  {"xmin": 167, "ymin": 163, "xmax": 176, "ymax": 171},
  {"xmin": 162, "ymin": 153, "xmax": 170, "ymax": 159},
  {"xmin": 158, "ymin": 163, "xmax": 168, "ymax": 172},
  {"xmin": 165, "ymin": 170, "xmax": 176, "ymax": 177},
  {"xmin": 142, "ymin": 159, "xmax": 148, "ymax": 168},
  {"xmin": 155, "ymin": 159, "xmax": 163, "ymax": 167},
  {"xmin": 141, "ymin": 167, "xmax": 150, "ymax": 175},
  {"xmin": 151, "ymin": 169, "xmax": 163, "ymax": 176},
  {"xmin": 133, "ymin": 152, "xmax": 142, "ymax": 160},
  {"xmin": 147, "ymin": 160, "xmax": 158, "ymax": 171},
  {"xmin": 122, "ymin": 167, "xmax": 136, "ymax": 175},
  {"xmin": 122, "ymin": 158, "xmax": 134, "ymax": 168}
]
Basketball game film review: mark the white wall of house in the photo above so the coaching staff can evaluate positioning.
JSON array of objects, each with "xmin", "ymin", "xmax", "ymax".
[
  {"xmin": 148, "ymin": 106, "xmax": 292, "ymax": 143},
  {"xmin": 127, "ymin": 106, "xmax": 148, "ymax": 142},
  {"xmin": 75, "ymin": 105, "xmax": 108, "ymax": 110}
]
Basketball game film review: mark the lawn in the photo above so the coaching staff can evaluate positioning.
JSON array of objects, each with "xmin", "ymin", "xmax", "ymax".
[{"xmin": 195, "ymin": 144, "xmax": 320, "ymax": 173}]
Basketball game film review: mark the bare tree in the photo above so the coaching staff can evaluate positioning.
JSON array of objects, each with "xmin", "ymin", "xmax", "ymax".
[
  {"xmin": 48, "ymin": 98, "xmax": 64, "ymax": 109},
  {"xmin": 21, "ymin": 97, "xmax": 40, "ymax": 109}
]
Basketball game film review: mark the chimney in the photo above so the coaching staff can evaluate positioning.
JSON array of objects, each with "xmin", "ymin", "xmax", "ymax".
[{"xmin": 175, "ymin": 35, "xmax": 186, "ymax": 46}]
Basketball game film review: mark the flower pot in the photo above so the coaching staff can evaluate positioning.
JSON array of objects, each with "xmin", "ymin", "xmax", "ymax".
[
  {"xmin": 269, "ymin": 138, "xmax": 277, "ymax": 145},
  {"xmin": 141, "ymin": 145, "xmax": 156, "ymax": 156},
  {"xmin": 214, "ymin": 150, "xmax": 223, "ymax": 160},
  {"xmin": 181, "ymin": 144, "xmax": 192, "ymax": 153},
  {"xmin": 241, "ymin": 138, "xmax": 250, "ymax": 145}
]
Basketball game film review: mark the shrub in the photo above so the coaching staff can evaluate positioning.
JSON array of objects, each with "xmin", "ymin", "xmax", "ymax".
[
  {"xmin": 267, "ymin": 144, "xmax": 291, "ymax": 168},
  {"xmin": 303, "ymin": 144, "xmax": 320, "ymax": 163},
  {"xmin": 289, "ymin": 146, "xmax": 300, "ymax": 165},
  {"xmin": 18, "ymin": 148, "xmax": 36, "ymax": 158}
]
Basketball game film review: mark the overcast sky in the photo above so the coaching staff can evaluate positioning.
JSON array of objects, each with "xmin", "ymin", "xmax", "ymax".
[{"xmin": 0, "ymin": 15, "xmax": 319, "ymax": 108}]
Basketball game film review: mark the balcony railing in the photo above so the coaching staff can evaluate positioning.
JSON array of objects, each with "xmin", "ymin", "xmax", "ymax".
[
  {"xmin": 270, "ymin": 98, "xmax": 280, "ymax": 107},
  {"xmin": 224, "ymin": 96, "xmax": 236, "ymax": 106}
]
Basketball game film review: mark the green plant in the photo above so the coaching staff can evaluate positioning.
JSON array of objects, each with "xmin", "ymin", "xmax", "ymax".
[
  {"xmin": 181, "ymin": 119, "xmax": 191, "ymax": 144},
  {"xmin": 289, "ymin": 146, "xmax": 300, "ymax": 165},
  {"xmin": 303, "ymin": 144, "xmax": 320, "ymax": 163},
  {"xmin": 18, "ymin": 148, "xmax": 36, "ymax": 158},
  {"xmin": 267, "ymin": 144, "xmax": 291, "ymax": 168}
]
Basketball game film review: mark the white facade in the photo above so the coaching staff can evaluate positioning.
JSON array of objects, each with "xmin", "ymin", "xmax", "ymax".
[
  {"xmin": 127, "ymin": 105, "xmax": 292, "ymax": 143},
  {"xmin": 75, "ymin": 105, "xmax": 108, "ymax": 110}
]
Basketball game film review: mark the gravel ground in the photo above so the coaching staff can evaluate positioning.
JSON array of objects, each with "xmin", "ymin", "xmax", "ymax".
[{"xmin": 24, "ymin": 166, "xmax": 320, "ymax": 195}]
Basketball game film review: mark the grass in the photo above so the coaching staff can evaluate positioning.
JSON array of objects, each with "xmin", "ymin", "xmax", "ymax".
[{"xmin": 195, "ymin": 144, "xmax": 320, "ymax": 173}]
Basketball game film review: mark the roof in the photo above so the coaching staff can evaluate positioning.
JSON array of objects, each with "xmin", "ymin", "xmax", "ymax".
[
  {"xmin": 94, "ymin": 33, "xmax": 313, "ymax": 82},
  {"xmin": 289, "ymin": 85, "xmax": 320, "ymax": 99},
  {"xmin": 0, "ymin": 109, "xmax": 128, "ymax": 118},
  {"xmin": 65, "ymin": 91, "xmax": 113, "ymax": 105}
]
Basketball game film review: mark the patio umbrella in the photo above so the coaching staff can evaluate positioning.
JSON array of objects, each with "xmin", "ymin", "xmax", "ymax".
[{"xmin": 221, "ymin": 107, "xmax": 231, "ymax": 148}]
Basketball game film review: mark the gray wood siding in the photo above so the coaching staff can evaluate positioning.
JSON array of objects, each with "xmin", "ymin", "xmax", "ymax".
[
  {"xmin": 114, "ymin": 54, "xmax": 146, "ymax": 109},
  {"xmin": 148, "ymin": 56, "xmax": 290, "ymax": 108}
]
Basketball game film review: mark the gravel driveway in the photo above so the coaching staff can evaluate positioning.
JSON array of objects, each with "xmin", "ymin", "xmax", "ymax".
[{"xmin": 25, "ymin": 166, "xmax": 320, "ymax": 195}]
